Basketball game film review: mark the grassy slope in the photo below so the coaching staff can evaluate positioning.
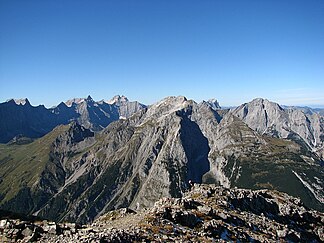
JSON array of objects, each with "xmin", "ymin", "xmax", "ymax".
[
  {"xmin": 224, "ymin": 136, "xmax": 324, "ymax": 211},
  {"xmin": 210, "ymin": 117, "xmax": 324, "ymax": 212},
  {"xmin": 0, "ymin": 125, "xmax": 70, "ymax": 204}
]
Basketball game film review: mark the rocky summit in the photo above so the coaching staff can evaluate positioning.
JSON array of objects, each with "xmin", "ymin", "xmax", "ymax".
[{"xmin": 1, "ymin": 184, "xmax": 323, "ymax": 242}]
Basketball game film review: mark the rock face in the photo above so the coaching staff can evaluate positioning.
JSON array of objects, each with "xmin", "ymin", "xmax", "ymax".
[
  {"xmin": 0, "ymin": 95, "xmax": 146, "ymax": 143},
  {"xmin": 1, "ymin": 185, "xmax": 323, "ymax": 242},
  {"xmin": 105, "ymin": 95, "xmax": 145, "ymax": 119},
  {"xmin": 59, "ymin": 95, "xmax": 120, "ymax": 131},
  {"xmin": 0, "ymin": 96, "xmax": 323, "ymax": 225},
  {"xmin": 232, "ymin": 98, "xmax": 324, "ymax": 159}
]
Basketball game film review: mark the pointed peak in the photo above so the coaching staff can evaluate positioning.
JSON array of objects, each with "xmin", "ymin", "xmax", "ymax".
[
  {"xmin": 64, "ymin": 95, "xmax": 94, "ymax": 107},
  {"xmin": 203, "ymin": 98, "xmax": 221, "ymax": 110},
  {"xmin": 7, "ymin": 98, "xmax": 31, "ymax": 106},
  {"xmin": 57, "ymin": 101, "xmax": 68, "ymax": 108},
  {"xmin": 5, "ymin": 99, "xmax": 15, "ymax": 104},
  {"xmin": 106, "ymin": 95, "xmax": 129, "ymax": 104}
]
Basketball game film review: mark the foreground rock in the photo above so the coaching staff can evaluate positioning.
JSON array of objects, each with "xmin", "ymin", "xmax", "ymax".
[{"xmin": 1, "ymin": 184, "xmax": 323, "ymax": 242}]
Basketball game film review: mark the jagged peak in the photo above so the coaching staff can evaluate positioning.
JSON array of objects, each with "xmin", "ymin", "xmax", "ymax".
[
  {"xmin": 64, "ymin": 95, "xmax": 94, "ymax": 107},
  {"xmin": 57, "ymin": 101, "xmax": 68, "ymax": 107},
  {"xmin": 86, "ymin": 95, "xmax": 93, "ymax": 101},
  {"xmin": 65, "ymin": 98, "xmax": 86, "ymax": 107},
  {"xmin": 203, "ymin": 98, "xmax": 221, "ymax": 110},
  {"xmin": 6, "ymin": 98, "xmax": 30, "ymax": 106},
  {"xmin": 207, "ymin": 98, "xmax": 219, "ymax": 103},
  {"xmin": 106, "ymin": 95, "xmax": 129, "ymax": 104}
]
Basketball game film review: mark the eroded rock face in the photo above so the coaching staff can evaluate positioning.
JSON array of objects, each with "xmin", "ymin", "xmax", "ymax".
[
  {"xmin": 232, "ymin": 98, "xmax": 324, "ymax": 159},
  {"xmin": 0, "ymin": 96, "xmax": 323, "ymax": 224},
  {"xmin": 1, "ymin": 185, "xmax": 323, "ymax": 242},
  {"xmin": 106, "ymin": 95, "xmax": 146, "ymax": 119}
]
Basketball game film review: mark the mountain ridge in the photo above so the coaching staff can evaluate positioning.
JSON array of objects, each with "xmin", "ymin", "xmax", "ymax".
[
  {"xmin": 0, "ymin": 95, "xmax": 146, "ymax": 143},
  {"xmin": 0, "ymin": 96, "xmax": 323, "ymax": 224}
]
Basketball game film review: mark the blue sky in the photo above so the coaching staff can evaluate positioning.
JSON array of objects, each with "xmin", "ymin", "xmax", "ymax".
[{"xmin": 0, "ymin": 0, "xmax": 323, "ymax": 107}]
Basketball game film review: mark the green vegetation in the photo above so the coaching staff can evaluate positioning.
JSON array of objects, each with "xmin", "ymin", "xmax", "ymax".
[
  {"xmin": 225, "ymin": 136, "xmax": 324, "ymax": 212},
  {"xmin": 0, "ymin": 125, "xmax": 70, "ymax": 205}
]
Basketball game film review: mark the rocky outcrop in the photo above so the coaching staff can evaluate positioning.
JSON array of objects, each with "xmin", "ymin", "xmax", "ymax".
[{"xmin": 1, "ymin": 185, "xmax": 323, "ymax": 242}]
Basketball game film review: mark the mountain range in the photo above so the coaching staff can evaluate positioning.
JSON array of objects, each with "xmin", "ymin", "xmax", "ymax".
[
  {"xmin": 0, "ymin": 95, "xmax": 323, "ymax": 224},
  {"xmin": 0, "ymin": 95, "xmax": 145, "ymax": 143}
]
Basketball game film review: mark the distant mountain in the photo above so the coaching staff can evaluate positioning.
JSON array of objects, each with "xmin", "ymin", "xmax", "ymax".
[
  {"xmin": 313, "ymin": 108, "xmax": 324, "ymax": 116},
  {"xmin": 282, "ymin": 105, "xmax": 324, "ymax": 116},
  {"xmin": 0, "ymin": 98, "xmax": 58, "ymax": 143},
  {"xmin": 105, "ymin": 95, "xmax": 146, "ymax": 119},
  {"xmin": 0, "ymin": 96, "xmax": 323, "ymax": 224},
  {"xmin": 0, "ymin": 95, "xmax": 146, "ymax": 143},
  {"xmin": 203, "ymin": 98, "xmax": 221, "ymax": 110},
  {"xmin": 232, "ymin": 98, "xmax": 324, "ymax": 159}
]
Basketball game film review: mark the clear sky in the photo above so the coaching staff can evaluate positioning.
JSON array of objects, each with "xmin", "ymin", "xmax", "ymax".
[{"xmin": 0, "ymin": 0, "xmax": 323, "ymax": 108}]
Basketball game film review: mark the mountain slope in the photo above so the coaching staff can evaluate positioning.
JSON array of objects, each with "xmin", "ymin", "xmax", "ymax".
[
  {"xmin": 202, "ymin": 114, "xmax": 323, "ymax": 210},
  {"xmin": 0, "ymin": 123, "xmax": 95, "ymax": 215},
  {"xmin": 35, "ymin": 97, "xmax": 211, "ymax": 223},
  {"xmin": 0, "ymin": 96, "xmax": 323, "ymax": 223}
]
